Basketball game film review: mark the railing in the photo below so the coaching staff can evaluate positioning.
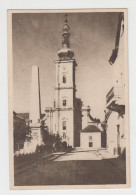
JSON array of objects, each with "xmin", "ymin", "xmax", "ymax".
[
  {"xmin": 106, "ymin": 85, "xmax": 124, "ymax": 105},
  {"xmin": 106, "ymin": 87, "xmax": 114, "ymax": 104},
  {"xmin": 55, "ymin": 85, "xmax": 76, "ymax": 90}
]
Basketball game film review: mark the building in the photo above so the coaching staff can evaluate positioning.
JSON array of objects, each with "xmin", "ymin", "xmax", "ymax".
[
  {"xmin": 13, "ymin": 111, "xmax": 27, "ymax": 154},
  {"xmin": 80, "ymin": 125, "xmax": 101, "ymax": 149},
  {"xmin": 45, "ymin": 15, "xmax": 82, "ymax": 147},
  {"xmin": 45, "ymin": 15, "xmax": 101, "ymax": 148},
  {"xmin": 81, "ymin": 106, "xmax": 101, "ymax": 149},
  {"xmin": 105, "ymin": 13, "xmax": 126, "ymax": 156}
]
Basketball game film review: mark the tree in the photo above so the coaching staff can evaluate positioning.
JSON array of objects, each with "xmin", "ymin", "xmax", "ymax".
[
  {"xmin": 13, "ymin": 112, "xmax": 31, "ymax": 152},
  {"xmin": 54, "ymin": 134, "xmax": 62, "ymax": 151},
  {"xmin": 40, "ymin": 119, "xmax": 62, "ymax": 153},
  {"xmin": 40, "ymin": 119, "xmax": 48, "ymax": 143}
]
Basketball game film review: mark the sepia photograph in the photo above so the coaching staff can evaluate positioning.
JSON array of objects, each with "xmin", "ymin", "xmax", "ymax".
[{"xmin": 8, "ymin": 9, "xmax": 129, "ymax": 189}]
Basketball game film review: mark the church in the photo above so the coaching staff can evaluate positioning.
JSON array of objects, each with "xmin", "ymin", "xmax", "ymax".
[
  {"xmin": 17, "ymin": 15, "xmax": 102, "ymax": 155},
  {"xmin": 44, "ymin": 15, "xmax": 102, "ymax": 149}
]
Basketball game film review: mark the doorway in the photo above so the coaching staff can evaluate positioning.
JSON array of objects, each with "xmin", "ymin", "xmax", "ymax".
[
  {"xmin": 89, "ymin": 142, "xmax": 93, "ymax": 147},
  {"xmin": 89, "ymin": 136, "xmax": 93, "ymax": 147}
]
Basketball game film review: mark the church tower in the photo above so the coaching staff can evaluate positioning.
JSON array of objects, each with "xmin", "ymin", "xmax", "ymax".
[{"xmin": 53, "ymin": 15, "xmax": 81, "ymax": 147}]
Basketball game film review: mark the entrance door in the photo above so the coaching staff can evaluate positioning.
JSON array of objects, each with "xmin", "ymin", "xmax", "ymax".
[
  {"xmin": 89, "ymin": 142, "xmax": 93, "ymax": 147},
  {"xmin": 89, "ymin": 136, "xmax": 93, "ymax": 147}
]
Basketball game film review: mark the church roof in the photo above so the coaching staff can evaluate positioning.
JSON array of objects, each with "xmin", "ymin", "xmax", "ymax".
[
  {"xmin": 81, "ymin": 125, "xmax": 101, "ymax": 133},
  {"xmin": 58, "ymin": 14, "xmax": 74, "ymax": 60}
]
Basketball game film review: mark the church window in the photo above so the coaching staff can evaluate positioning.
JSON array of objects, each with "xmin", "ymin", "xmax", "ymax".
[
  {"xmin": 63, "ymin": 75, "xmax": 66, "ymax": 83},
  {"xmin": 63, "ymin": 133, "xmax": 66, "ymax": 139},
  {"xmin": 62, "ymin": 121, "xmax": 66, "ymax": 130},
  {"xmin": 63, "ymin": 99, "xmax": 66, "ymax": 106},
  {"xmin": 89, "ymin": 136, "xmax": 93, "ymax": 147}
]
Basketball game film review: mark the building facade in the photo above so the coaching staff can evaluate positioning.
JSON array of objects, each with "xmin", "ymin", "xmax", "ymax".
[
  {"xmin": 45, "ymin": 16, "xmax": 102, "ymax": 148},
  {"xmin": 106, "ymin": 13, "xmax": 126, "ymax": 156},
  {"xmin": 13, "ymin": 111, "xmax": 27, "ymax": 154},
  {"xmin": 45, "ymin": 16, "xmax": 82, "ymax": 147},
  {"xmin": 80, "ymin": 125, "xmax": 101, "ymax": 149}
]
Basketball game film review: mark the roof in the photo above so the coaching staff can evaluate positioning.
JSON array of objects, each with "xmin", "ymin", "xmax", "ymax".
[
  {"xmin": 81, "ymin": 125, "xmax": 101, "ymax": 133},
  {"xmin": 18, "ymin": 113, "xmax": 29, "ymax": 120},
  {"xmin": 17, "ymin": 113, "xmax": 45, "ymax": 120}
]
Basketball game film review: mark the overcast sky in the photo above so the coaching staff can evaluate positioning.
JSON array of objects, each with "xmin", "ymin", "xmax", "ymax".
[{"xmin": 12, "ymin": 12, "xmax": 119, "ymax": 121}]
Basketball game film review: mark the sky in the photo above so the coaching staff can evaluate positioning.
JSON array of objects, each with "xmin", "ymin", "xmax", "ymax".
[{"xmin": 12, "ymin": 12, "xmax": 119, "ymax": 121}]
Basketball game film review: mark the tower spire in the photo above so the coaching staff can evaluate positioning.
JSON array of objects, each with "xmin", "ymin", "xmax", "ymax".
[
  {"xmin": 65, "ymin": 14, "xmax": 68, "ymax": 24},
  {"xmin": 58, "ymin": 14, "xmax": 74, "ymax": 60},
  {"xmin": 63, "ymin": 14, "xmax": 70, "ymax": 33}
]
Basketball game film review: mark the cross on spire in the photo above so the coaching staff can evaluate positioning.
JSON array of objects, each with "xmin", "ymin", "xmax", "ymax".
[
  {"xmin": 58, "ymin": 14, "xmax": 74, "ymax": 60},
  {"xmin": 63, "ymin": 14, "xmax": 70, "ymax": 33}
]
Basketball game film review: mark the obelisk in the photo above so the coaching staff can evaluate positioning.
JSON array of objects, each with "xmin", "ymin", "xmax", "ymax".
[
  {"xmin": 28, "ymin": 66, "xmax": 43, "ymax": 152},
  {"xmin": 30, "ymin": 66, "xmax": 41, "ymax": 124}
]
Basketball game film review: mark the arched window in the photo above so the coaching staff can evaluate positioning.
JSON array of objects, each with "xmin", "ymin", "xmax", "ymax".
[
  {"xmin": 62, "ymin": 121, "xmax": 66, "ymax": 130},
  {"xmin": 63, "ymin": 133, "xmax": 66, "ymax": 139},
  {"xmin": 63, "ymin": 99, "xmax": 66, "ymax": 106},
  {"xmin": 63, "ymin": 75, "xmax": 66, "ymax": 83}
]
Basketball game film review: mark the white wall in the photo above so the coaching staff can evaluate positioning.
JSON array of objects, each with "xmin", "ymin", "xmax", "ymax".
[
  {"xmin": 53, "ymin": 60, "xmax": 75, "ymax": 147},
  {"xmin": 55, "ymin": 110, "xmax": 74, "ymax": 147},
  {"xmin": 80, "ymin": 132, "xmax": 101, "ymax": 149},
  {"xmin": 107, "ymin": 111, "xmax": 126, "ymax": 155}
]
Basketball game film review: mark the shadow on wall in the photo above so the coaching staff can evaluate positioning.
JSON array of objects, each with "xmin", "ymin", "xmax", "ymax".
[
  {"xmin": 74, "ymin": 98, "xmax": 82, "ymax": 147},
  {"xmin": 101, "ymin": 131, "xmax": 107, "ymax": 148}
]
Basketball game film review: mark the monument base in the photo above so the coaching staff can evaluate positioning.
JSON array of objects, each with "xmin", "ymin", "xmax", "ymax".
[{"xmin": 23, "ymin": 123, "xmax": 43, "ymax": 154}]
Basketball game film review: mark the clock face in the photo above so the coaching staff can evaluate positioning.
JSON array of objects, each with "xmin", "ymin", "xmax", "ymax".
[
  {"xmin": 62, "ymin": 66, "xmax": 68, "ymax": 74},
  {"xmin": 62, "ymin": 66, "xmax": 67, "ymax": 75}
]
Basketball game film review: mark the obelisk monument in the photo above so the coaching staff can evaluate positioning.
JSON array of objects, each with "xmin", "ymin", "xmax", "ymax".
[
  {"xmin": 30, "ymin": 66, "xmax": 41, "ymax": 124},
  {"xmin": 28, "ymin": 66, "xmax": 43, "ymax": 152}
]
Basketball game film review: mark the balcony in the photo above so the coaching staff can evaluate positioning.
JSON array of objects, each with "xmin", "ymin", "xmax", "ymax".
[
  {"xmin": 106, "ymin": 87, "xmax": 114, "ymax": 104},
  {"xmin": 106, "ymin": 86, "xmax": 125, "ymax": 114},
  {"xmin": 55, "ymin": 84, "xmax": 76, "ymax": 90}
]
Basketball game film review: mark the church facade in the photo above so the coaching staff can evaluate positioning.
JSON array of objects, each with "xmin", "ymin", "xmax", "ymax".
[
  {"xmin": 45, "ymin": 16, "xmax": 101, "ymax": 148},
  {"xmin": 45, "ymin": 16, "xmax": 82, "ymax": 147}
]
